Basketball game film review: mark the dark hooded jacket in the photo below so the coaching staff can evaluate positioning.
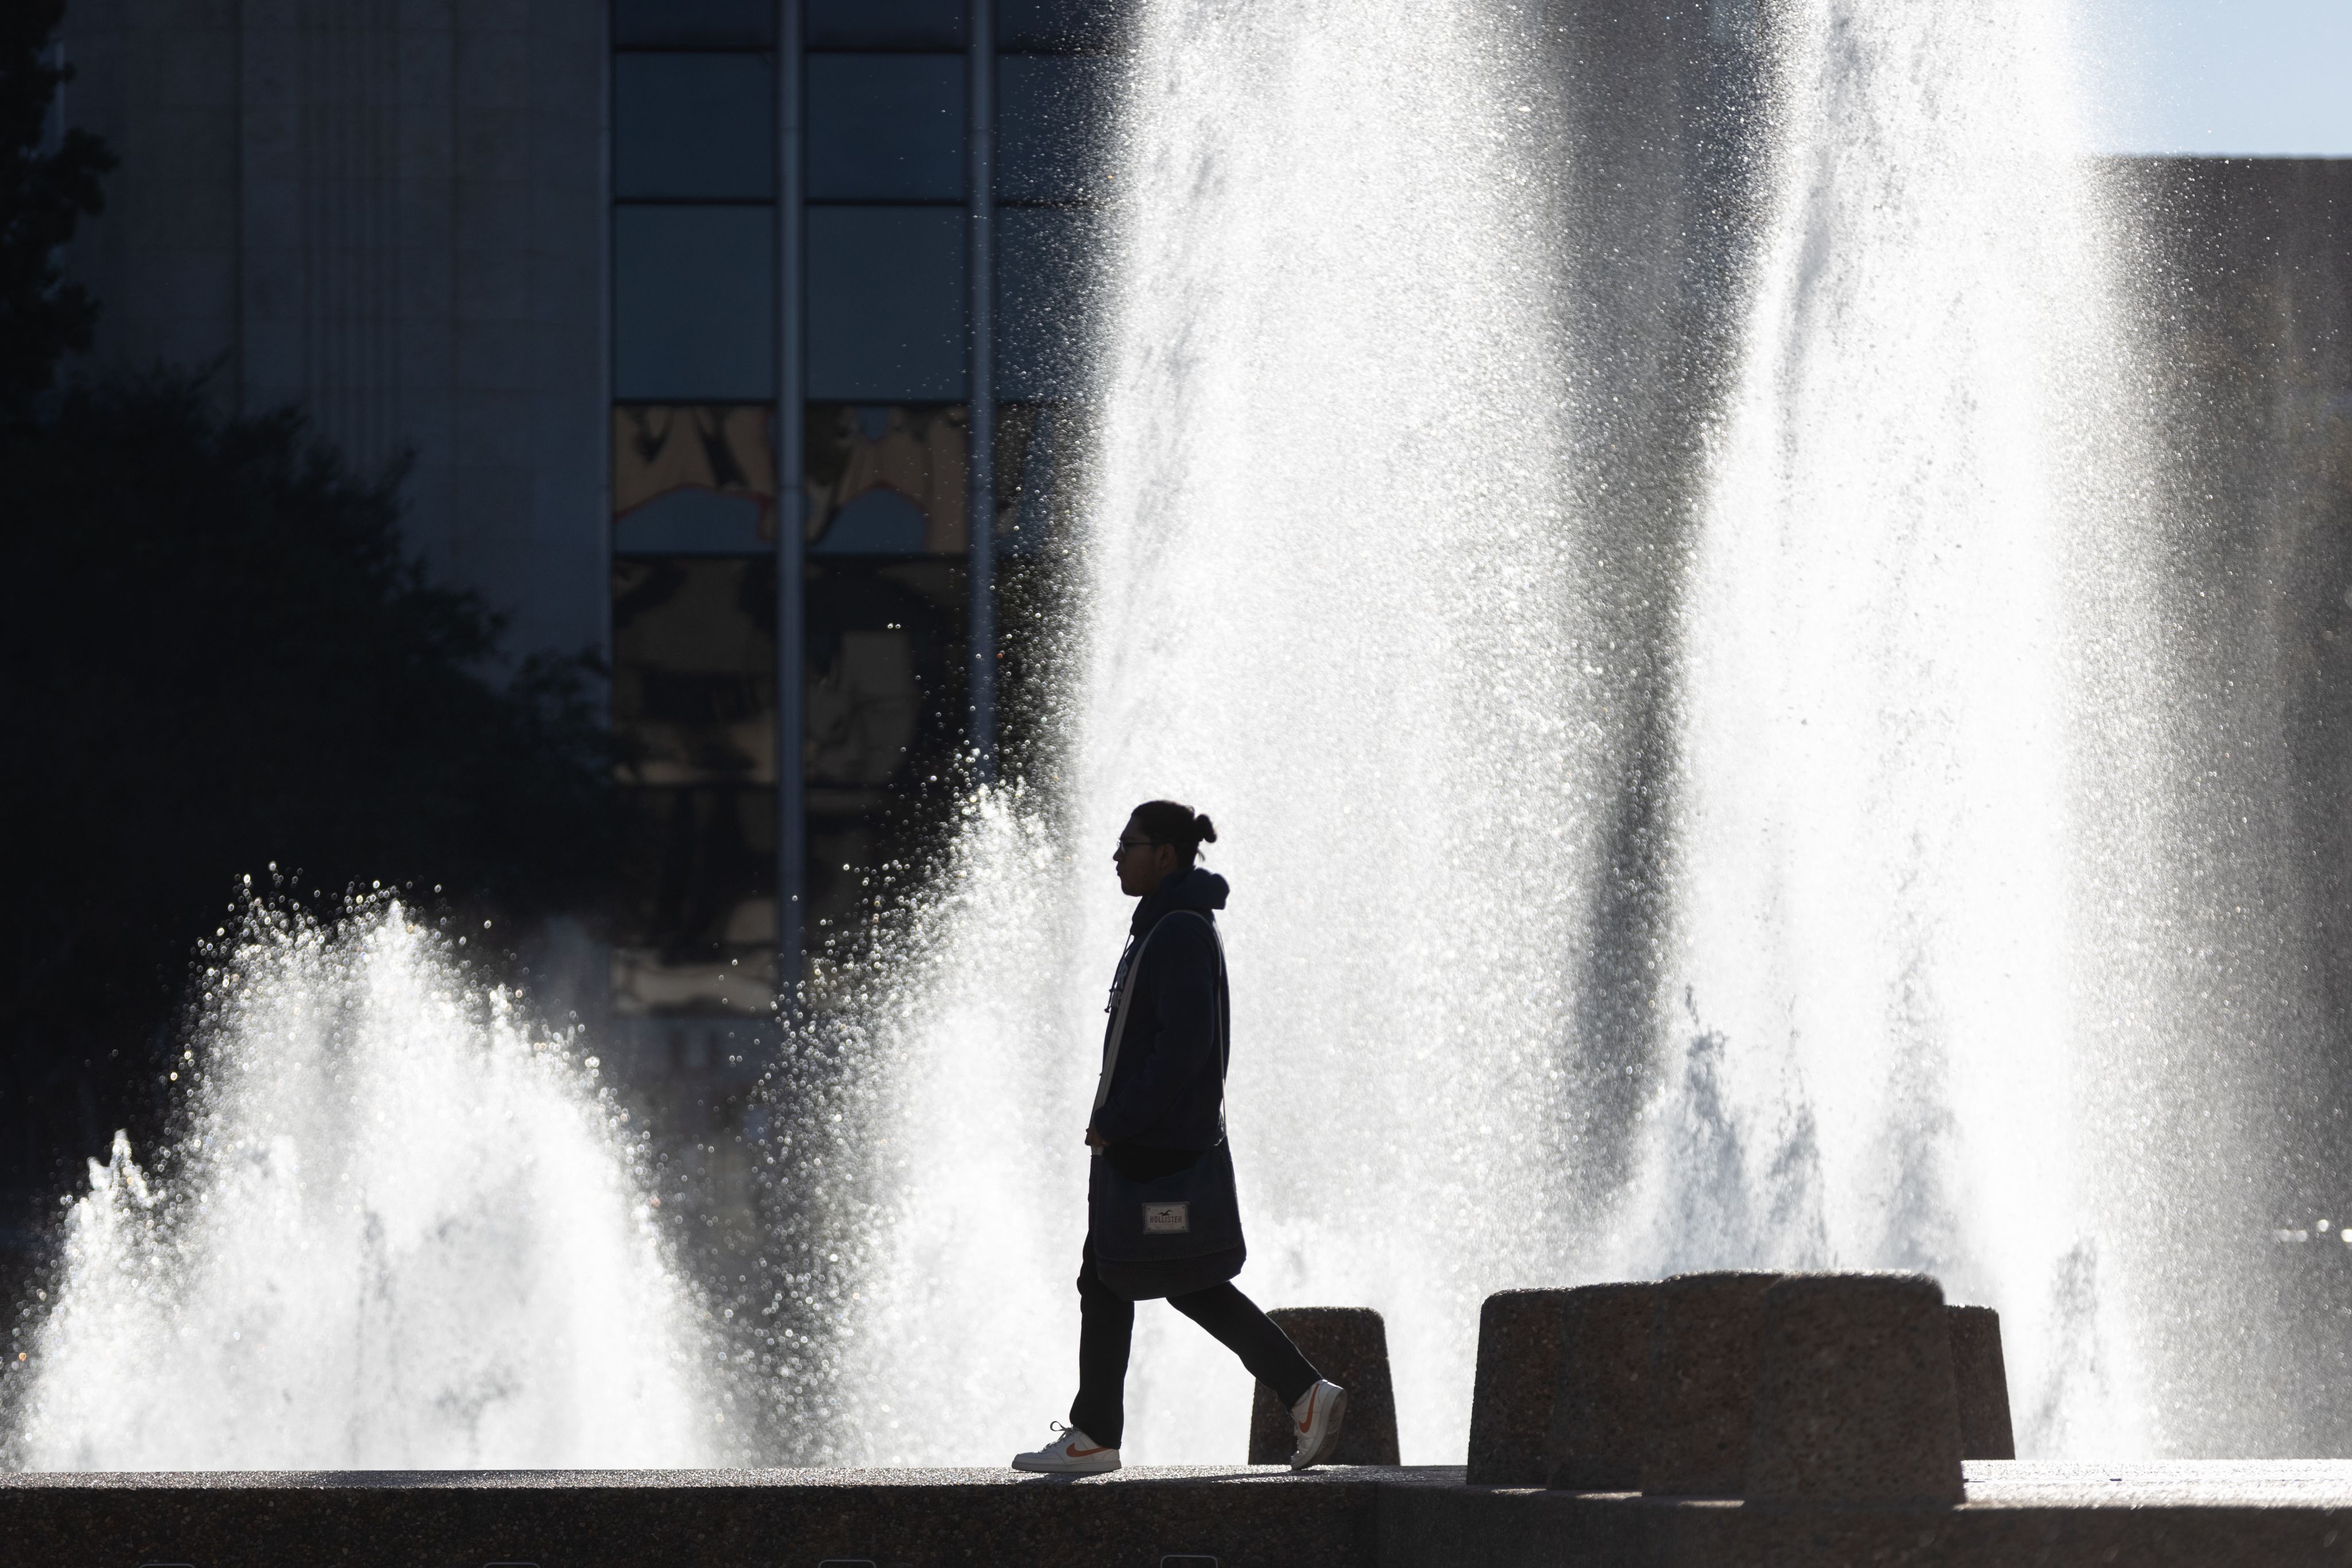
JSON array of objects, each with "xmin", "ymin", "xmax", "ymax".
[{"xmin": 1088, "ymin": 865, "xmax": 1231, "ymax": 1158}]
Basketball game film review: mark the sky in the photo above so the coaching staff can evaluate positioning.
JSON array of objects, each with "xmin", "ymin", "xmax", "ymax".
[{"xmin": 2083, "ymin": 0, "xmax": 2352, "ymax": 154}]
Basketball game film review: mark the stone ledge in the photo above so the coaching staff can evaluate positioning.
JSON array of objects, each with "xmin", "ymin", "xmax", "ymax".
[
  {"xmin": 0, "ymin": 1464, "xmax": 1415, "ymax": 1568},
  {"xmin": 1382, "ymin": 1477, "xmax": 2352, "ymax": 1568},
  {"xmin": 10, "ymin": 1462, "xmax": 2352, "ymax": 1567}
]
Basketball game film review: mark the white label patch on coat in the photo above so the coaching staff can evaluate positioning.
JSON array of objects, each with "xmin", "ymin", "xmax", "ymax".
[{"xmin": 1142, "ymin": 1202, "xmax": 1191, "ymax": 1234}]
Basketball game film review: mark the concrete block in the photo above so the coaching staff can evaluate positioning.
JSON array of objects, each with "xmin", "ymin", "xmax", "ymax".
[
  {"xmin": 454, "ymin": 178, "xmax": 532, "ymax": 252},
  {"xmin": 239, "ymin": 320, "xmax": 305, "ymax": 399},
  {"xmin": 455, "ymin": 244, "xmax": 532, "ymax": 323},
  {"xmin": 1641, "ymin": 1269, "xmax": 1780, "ymax": 1496},
  {"xmin": 1247, "ymin": 1307, "xmax": 1401, "ymax": 1466},
  {"xmin": 1544, "ymin": 1281, "xmax": 1657, "ymax": 1491},
  {"xmin": 1466, "ymin": 1289, "xmax": 1578, "ymax": 1485},
  {"xmin": 452, "ymin": 390, "xmax": 536, "ymax": 468},
  {"xmin": 1948, "ymin": 1302, "xmax": 2016, "ymax": 1460},
  {"xmin": 457, "ymin": 24, "xmax": 531, "ymax": 108},
  {"xmin": 449, "ymin": 459, "xmax": 533, "ymax": 525},
  {"xmin": 1745, "ymin": 1272, "xmax": 1964, "ymax": 1505},
  {"xmin": 457, "ymin": 106, "xmax": 532, "ymax": 183},
  {"xmin": 455, "ymin": 319, "xmax": 536, "ymax": 392}
]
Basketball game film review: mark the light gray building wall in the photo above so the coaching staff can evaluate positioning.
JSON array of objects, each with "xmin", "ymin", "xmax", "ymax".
[{"xmin": 57, "ymin": 0, "xmax": 610, "ymax": 663}]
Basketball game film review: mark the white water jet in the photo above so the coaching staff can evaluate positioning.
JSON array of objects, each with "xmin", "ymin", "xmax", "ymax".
[
  {"xmin": 8, "ymin": 901, "xmax": 718, "ymax": 1470},
  {"xmin": 1613, "ymin": 0, "xmax": 2195, "ymax": 1457},
  {"xmin": 822, "ymin": 0, "xmax": 1598, "ymax": 1465}
]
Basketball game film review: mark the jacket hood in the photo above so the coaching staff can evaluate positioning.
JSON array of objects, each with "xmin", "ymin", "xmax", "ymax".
[{"xmin": 1131, "ymin": 865, "xmax": 1229, "ymax": 930}]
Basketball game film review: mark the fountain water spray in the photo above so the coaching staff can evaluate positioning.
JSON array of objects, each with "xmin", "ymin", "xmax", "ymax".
[
  {"xmin": 7, "ymin": 900, "xmax": 718, "ymax": 1470},
  {"xmin": 1609, "ymin": 0, "xmax": 2304, "ymax": 1458},
  {"xmin": 809, "ymin": 0, "xmax": 1604, "ymax": 1465},
  {"xmin": 10, "ymin": 0, "xmax": 2308, "ymax": 1474}
]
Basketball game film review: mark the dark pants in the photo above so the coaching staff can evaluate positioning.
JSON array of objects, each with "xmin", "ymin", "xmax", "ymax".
[{"xmin": 1069, "ymin": 1242, "xmax": 1320, "ymax": 1450}]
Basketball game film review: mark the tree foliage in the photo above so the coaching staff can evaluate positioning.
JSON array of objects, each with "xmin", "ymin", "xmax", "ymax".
[
  {"xmin": 1, "ymin": 375, "xmax": 624, "ymax": 1197},
  {"xmin": 0, "ymin": 7, "xmax": 620, "ymax": 1203},
  {"xmin": 1, "ymin": 0, "xmax": 113, "ymax": 428}
]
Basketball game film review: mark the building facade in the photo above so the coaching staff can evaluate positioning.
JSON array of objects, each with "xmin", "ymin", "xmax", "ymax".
[{"xmin": 56, "ymin": 0, "xmax": 1108, "ymax": 1102}]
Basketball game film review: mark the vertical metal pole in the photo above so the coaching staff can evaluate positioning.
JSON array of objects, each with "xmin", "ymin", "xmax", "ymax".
[
  {"xmin": 776, "ymin": 0, "xmax": 807, "ymax": 1010},
  {"xmin": 966, "ymin": 0, "xmax": 996, "ymax": 783}
]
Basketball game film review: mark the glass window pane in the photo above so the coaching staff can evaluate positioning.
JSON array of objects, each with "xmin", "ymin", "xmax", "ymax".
[
  {"xmin": 993, "ymin": 400, "xmax": 1080, "ymax": 554},
  {"xmin": 803, "ymin": 559, "xmax": 966, "ymax": 797},
  {"xmin": 999, "ymin": 0, "xmax": 1123, "ymax": 52},
  {"xmin": 616, "ymin": 53, "xmax": 775, "ymax": 200},
  {"xmin": 996, "ymin": 206, "xmax": 1092, "ymax": 400},
  {"xmin": 805, "ymin": 403, "xmax": 968, "ymax": 555},
  {"xmin": 614, "ymin": 404, "xmax": 778, "ymax": 553},
  {"xmin": 806, "ymin": 206, "xmax": 967, "ymax": 400},
  {"xmin": 801, "ymin": 559, "xmax": 968, "ymax": 964},
  {"xmin": 806, "ymin": 54, "xmax": 966, "ymax": 202},
  {"xmin": 613, "ymin": 555, "xmax": 778, "ymax": 787},
  {"xmin": 996, "ymin": 55, "xmax": 1113, "ymax": 203},
  {"xmin": 611, "ymin": 555, "xmax": 777, "ymax": 1016},
  {"xmin": 614, "ymin": 205, "xmax": 777, "ymax": 400},
  {"xmin": 614, "ymin": 0, "xmax": 776, "ymax": 47},
  {"xmin": 612, "ymin": 785, "xmax": 777, "ymax": 1017},
  {"xmin": 807, "ymin": 0, "xmax": 965, "ymax": 49}
]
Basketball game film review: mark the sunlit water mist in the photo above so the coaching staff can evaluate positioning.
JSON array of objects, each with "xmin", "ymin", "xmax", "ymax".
[
  {"xmin": 1608, "ymin": 1, "xmax": 2180, "ymax": 1457},
  {"xmin": 6, "ymin": 902, "xmax": 718, "ymax": 1470},
  {"xmin": 813, "ymin": 0, "xmax": 1601, "ymax": 1465}
]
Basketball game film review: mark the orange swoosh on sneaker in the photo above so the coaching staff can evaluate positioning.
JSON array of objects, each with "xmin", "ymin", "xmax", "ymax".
[
  {"xmin": 1295, "ymin": 1388, "xmax": 1318, "ymax": 1433},
  {"xmin": 1069, "ymin": 1442, "xmax": 1112, "ymax": 1457}
]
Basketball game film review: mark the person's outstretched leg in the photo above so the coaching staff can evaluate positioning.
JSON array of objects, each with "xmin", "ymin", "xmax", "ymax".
[
  {"xmin": 1015, "ymin": 1244, "xmax": 1129, "ymax": 1472},
  {"xmin": 1069, "ymin": 1242, "xmax": 1135, "ymax": 1447},
  {"xmin": 1165, "ymin": 1279, "xmax": 1319, "ymax": 1408}
]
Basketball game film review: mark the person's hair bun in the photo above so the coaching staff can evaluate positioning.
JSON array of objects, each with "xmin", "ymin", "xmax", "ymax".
[{"xmin": 1128, "ymin": 799, "xmax": 1216, "ymax": 864}]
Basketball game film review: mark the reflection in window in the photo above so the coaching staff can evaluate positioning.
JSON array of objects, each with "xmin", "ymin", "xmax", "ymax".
[
  {"xmin": 804, "ymin": 206, "xmax": 967, "ymax": 400},
  {"xmin": 805, "ymin": 404, "xmax": 966, "ymax": 555},
  {"xmin": 804, "ymin": 560, "xmax": 966, "ymax": 802},
  {"xmin": 612, "ymin": 784, "xmax": 777, "ymax": 1017},
  {"xmin": 613, "ymin": 556, "xmax": 777, "ymax": 786},
  {"xmin": 614, "ymin": 206, "xmax": 777, "ymax": 400},
  {"xmin": 614, "ymin": 405, "xmax": 777, "ymax": 553},
  {"xmin": 612, "ymin": 556, "xmax": 779, "ymax": 1017},
  {"xmin": 806, "ymin": 54, "xmax": 966, "ymax": 202},
  {"xmin": 808, "ymin": 629, "xmax": 919, "ymax": 784},
  {"xmin": 614, "ymin": 53, "xmax": 775, "ymax": 200},
  {"xmin": 994, "ymin": 401, "xmax": 1078, "ymax": 555},
  {"xmin": 806, "ymin": 819, "xmax": 882, "ymax": 950},
  {"xmin": 802, "ymin": 560, "xmax": 970, "ymax": 962}
]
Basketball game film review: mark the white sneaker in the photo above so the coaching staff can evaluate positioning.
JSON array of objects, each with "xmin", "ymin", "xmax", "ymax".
[
  {"xmin": 1288, "ymin": 1380, "xmax": 1349, "ymax": 1470},
  {"xmin": 1011, "ymin": 1422, "xmax": 1121, "ymax": 1474}
]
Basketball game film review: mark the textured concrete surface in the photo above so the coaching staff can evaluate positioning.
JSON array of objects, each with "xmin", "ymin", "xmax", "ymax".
[
  {"xmin": 1642, "ymin": 1270, "xmax": 1780, "ymax": 1496},
  {"xmin": 1544, "ymin": 1281, "xmax": 1656, "ymax": 1492},
  {"xmin": 16, "ymin": 1461, "xmax": 2352, "ymax": 1567},
  {"xmin": 1466, "ymin": 1288, "xmax": 1579, "ymax": 1485},
  {"xmin": 1947, "ymin": 1302, "xmax": 2017, "ymax": 1460},
  {"xmin": 1249, "ymin": 1306, "xmax": 1402, "ymax": 1466},
  {"xmin": 1388, "ymin": 1461, "xmax": 2352, "ymax": 1566},
  {"xmin": 0, "ymin": 1464, "xmax": 1403, "ymax": 1568},
  {"xmin": 1745, "ymin": 1272, "xmax": 1963, "ymax": 1504}
]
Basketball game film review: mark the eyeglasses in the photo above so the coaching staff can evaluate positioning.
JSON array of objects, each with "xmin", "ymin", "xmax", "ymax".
[{"xmin": 1114, "ymin": 837, "xmax": 1159, "ymax": 856}]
